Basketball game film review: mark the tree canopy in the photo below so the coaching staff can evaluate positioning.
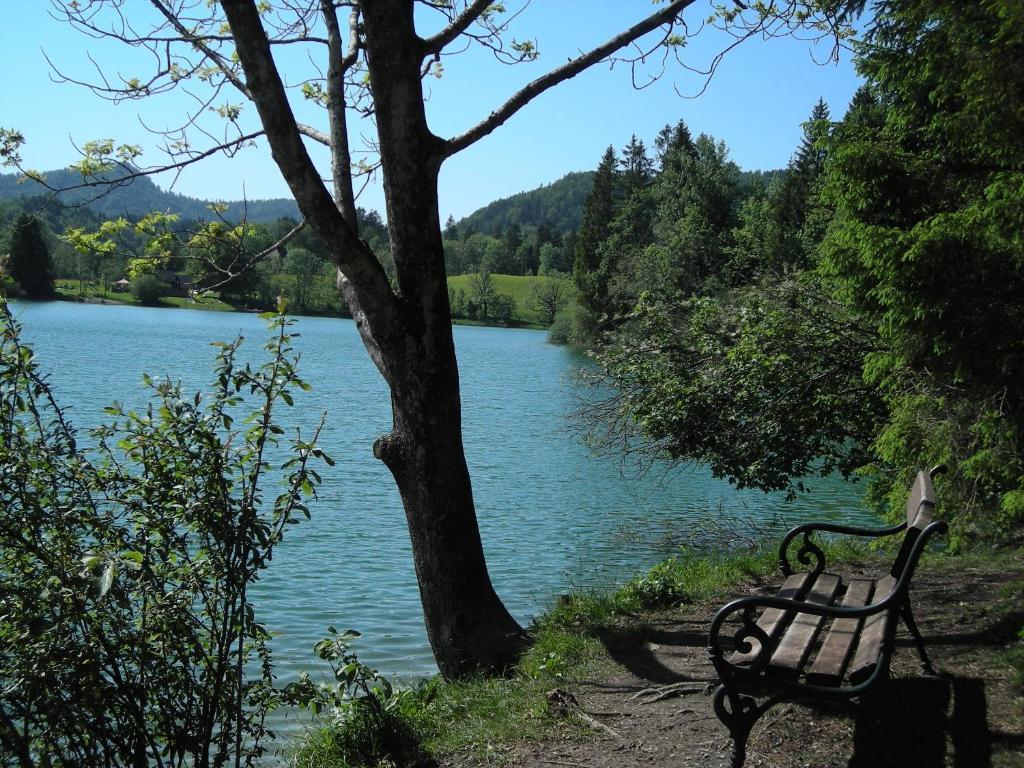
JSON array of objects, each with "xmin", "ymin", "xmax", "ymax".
[{"xmin": 579, "ymin": 0, "xmax": 1024, "ymax": 547}]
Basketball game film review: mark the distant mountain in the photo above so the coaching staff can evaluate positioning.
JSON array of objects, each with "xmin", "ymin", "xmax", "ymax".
[
  {"xmin": 2, "ymin": 165, "xmax": 788, "ymax": 235},
  {"xmin": 456, "ymin": 171, "xmax": 595, "ymax": 236},
  {"xmin": 0, "ymin": 167, "xmax": 300, "ymax": 223}
]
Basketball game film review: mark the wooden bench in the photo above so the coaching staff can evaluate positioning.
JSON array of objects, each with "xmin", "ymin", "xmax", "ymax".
[{"xmin": 706, "ymin": 466, "xmax": 948, "ymax": 767}]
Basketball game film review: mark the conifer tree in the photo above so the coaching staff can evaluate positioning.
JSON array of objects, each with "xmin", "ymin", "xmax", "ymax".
[
  {"xmin": 620, "ymin": 135, "xmax": 654, "ymax": 195},
  {"xmin": 443, "ymin": 214, "xmax": 459, "ymax": 240},
  {"xmin": 655, "ymin": 119, "xmax": 697, "ymax": 171},
  {"xmin": 777, "ymin": 98, "xmax": 831, "ymax": 233},
  {"xmin": 6, "ymin": 214, "xmax": 55, "ymax": 298},
  {"xmin": 573, "ymin": 146, "xmax": 619, "ymax": 323}
]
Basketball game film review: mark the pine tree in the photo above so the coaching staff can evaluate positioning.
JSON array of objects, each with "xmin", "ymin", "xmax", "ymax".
[
  {"xmin": 655, "ymin": 119, "xmax": 697, "ymax": 171},
  {"xmin": 443, "ymin": 214, "xmax": 459, "ymax": 240},
  {"xmin": 777, "ymin": 98, "xmax": 832, "ymax": 232},
  {"xmin": 503, "ymin": 223, "xmax": 523, "ymax": 254},
  {"xmin": 7, "ymin": 214, "xmax": 55, "ymax": 298},
  {"xmin": 573, "ymin": 146, "xmax": 619, "ymax": 319},
  {"xmin": 620, "ymin": 135, "xmax": 654, "ymax": 195},
  {"xmin": 843, "ymin": 85, "xmax": 886, "ymax": 131}
]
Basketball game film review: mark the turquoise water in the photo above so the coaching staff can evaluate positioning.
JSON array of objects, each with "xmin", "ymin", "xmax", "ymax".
[{"xmin": 9, "ymin": 300, "xmax": 875, "ymax": 682}]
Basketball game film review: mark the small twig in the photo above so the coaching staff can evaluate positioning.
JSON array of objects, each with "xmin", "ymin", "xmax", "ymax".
[
  {"xmin": 573, "ymin": 709, "xmax": 625, "ymax": 741},
  {"xmin": 630, "ymin": 681, "xmax": 713, "ymax": 702},
  {"xmin": 540, "ymin": 761, "xmax": 590, "ymax": 768}
]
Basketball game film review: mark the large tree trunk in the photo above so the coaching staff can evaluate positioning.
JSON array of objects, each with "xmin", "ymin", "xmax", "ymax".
[
  {"xmin": 359, "ymin": 1, "xmax": 526, "ymax": 677},
  {"xmin": 374, "ymin": 358, "xmax": 527, "ymax": 676},
  {"xmin": 221, "ymin": 0, "xmax": 526, "ymax": 677}
]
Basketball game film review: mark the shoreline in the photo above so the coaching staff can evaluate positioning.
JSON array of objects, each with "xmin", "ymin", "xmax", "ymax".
[{"xmin": 34, "ymin": 292, "xmax": 549, "ymax": 331}]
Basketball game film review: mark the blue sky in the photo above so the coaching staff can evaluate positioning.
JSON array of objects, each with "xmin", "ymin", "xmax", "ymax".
[{"xmin": 1, "ymin": 2, "xmax": 863, "ymax": 222}]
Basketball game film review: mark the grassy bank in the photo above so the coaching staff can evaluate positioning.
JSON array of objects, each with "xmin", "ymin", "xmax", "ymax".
[
  {"xmin": 446, "ymin": 273, "xmax": 553, "ymax": 326},
  {"xmin": 54, "ymin": 279, "xmax": 236, "ymax": 311},
  {"xmin": 288, "ymin": 536, "xmax": 943, "ymax": 767},
  {"xmin": 51, "ymin": 276, "xmax": 555, "ymax": 329}
]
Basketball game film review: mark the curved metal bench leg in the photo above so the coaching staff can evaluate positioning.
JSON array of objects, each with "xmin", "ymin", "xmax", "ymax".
[
  {"xmin": 713, "ymin": 684, "xmax": 759, "ymax": 768},
  {"xmin": 900, "ymin": 599, "xmax": 937, "ymax": 675}
]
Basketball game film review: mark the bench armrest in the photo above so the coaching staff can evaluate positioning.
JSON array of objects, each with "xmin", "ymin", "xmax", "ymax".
[
  {"xmin": 778, "ymin": 466, "xmax": 946, "ymax": 577},
  {"xmin": 778, "ymin": 521, "xmax": 906, "ymax": 577}
]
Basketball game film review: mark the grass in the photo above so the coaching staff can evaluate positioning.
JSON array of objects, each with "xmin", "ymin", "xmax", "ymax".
[
  {"xmin": 289, "ymin": 535, "xmax": 891, "ymax": 766},
  {"xmin": 54, "ymin": 275, "xmax": 554, "ymax": 326},
  {"xmin": 446, "ymin": 273, "xmax": 554, "ymax": 326},
  {"xmin": 56, "ymin": 278, "xmax": 136, "ymax": 304},
  {"xmin": 158, "ymin": 294, "xmax": 235, "ymax": 311},
  {"xmin": 287, "ymin": 540, "xmax": 1024, "ymax": 767},
  {"xmin": 54, "ymin": 279, "xmax": 235, "ymax": 312}
]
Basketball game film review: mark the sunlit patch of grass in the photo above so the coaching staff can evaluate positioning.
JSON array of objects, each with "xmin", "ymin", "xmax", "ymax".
[{"xmin": 159, "ymin": 295, "xmax": 235, "ymax": 311}]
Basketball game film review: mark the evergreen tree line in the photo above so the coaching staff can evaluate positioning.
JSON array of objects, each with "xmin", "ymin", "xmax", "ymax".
[
  {"xmin": 581, "ymin": 0, "xmax": 1024, "ymax": 548},
  {"xmin": 0, "ymin": 196, "xmax": 388, "ymax": 315},
  {"xmin": 454, "ymin": 170, "xmax": 595, "ymax": 236},
  {"xmin": 564, "ymin": 112, "xmax": 825, "ymax": 345},
  {"xmin": 442, "ymin": 216, "xmax": 573, "ymax": 278}
]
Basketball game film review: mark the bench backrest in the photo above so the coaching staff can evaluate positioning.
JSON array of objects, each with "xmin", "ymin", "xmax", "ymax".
[{"xmin": 890, "ymin": 470, "xmax": 937, "ymax": 578}]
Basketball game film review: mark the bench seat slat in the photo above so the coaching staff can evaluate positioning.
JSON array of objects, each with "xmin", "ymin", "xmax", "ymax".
[
  {"xmin": 728, "ymin": 572, "xmax": 812, "ymax": 666},
  {"xmin": 846, "ymin": 575, "xmax": 898, "ymax": 684},
  {"xmin": 804, "ymin": 579, "xmax": 875, "ymax": 687},
  {"xmin": 767, "ymin": 573, "xmax": 842, "ymax": 679}
]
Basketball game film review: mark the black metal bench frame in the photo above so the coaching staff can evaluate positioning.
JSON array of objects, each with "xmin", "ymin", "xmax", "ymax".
[{"xmin": 706, "ymin": 466, "xmax": 948, "ymax": 767}]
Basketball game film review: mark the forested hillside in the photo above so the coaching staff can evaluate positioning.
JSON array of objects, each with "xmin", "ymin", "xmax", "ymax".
[
  {"xmin": 0, "ymin": 167, "xmax": 300, "ymax": 222},
  {"xmin": 455, "ymin": 171, "xmax": 595, "ymax": 236}
]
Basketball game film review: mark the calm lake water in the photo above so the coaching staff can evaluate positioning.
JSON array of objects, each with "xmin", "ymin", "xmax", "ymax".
[{"xmin": 10, "ymin": 300, "xmax": 875, "ymax": 683}]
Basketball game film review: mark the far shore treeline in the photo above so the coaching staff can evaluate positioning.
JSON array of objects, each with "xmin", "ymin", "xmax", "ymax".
[{"xmin": 0, "ymin": 145, "xmax": 774, "ymax": 327}]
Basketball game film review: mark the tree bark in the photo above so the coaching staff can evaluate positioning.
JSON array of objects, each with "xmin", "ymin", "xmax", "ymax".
[
  {"xmin": 223, "ymin": 0, "xmax": 525, "ymax": 676},
  {"xmin": 359, "ymin": 0, "xmax": 527, "ymax": 676}
]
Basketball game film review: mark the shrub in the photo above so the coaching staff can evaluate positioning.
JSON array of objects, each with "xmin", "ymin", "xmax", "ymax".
[
  {"xmin": 0, "ymin": 301, "xmax": 329, "ymax": 766},
  {"xmin": 285, "ymin": 629, "xmax": 426, "ymax": 768},
  {"xmin": 548, "ymin": 300, "xmax": 596, "ymax": 345},
  {"xmin": 130, "ymin": 271, "xmax": 164, "ymax": 304},
  {"xmin": 490, "ymin": 293, "xmax": 516, "ymax": 325}
]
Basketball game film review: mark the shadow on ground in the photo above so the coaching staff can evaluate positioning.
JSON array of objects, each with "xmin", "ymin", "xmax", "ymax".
[
  {"xmin": 594, "ymin": 622, "xmax": 710, "ymax": 685},
  {"xmin": 848, "ymin": 675, "xmax": 1024, "ymax": 767}
]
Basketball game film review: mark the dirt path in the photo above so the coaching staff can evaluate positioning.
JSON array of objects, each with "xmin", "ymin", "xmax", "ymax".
[{"xmin": 445, "ymin": 554, "xmax": 1024, "ymax": 768}]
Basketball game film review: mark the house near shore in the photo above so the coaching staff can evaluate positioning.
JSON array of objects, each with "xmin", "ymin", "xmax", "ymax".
[
  {"xmin": 155, "ymin": 270, "xmax": 194, "ymax": 297},
  {"xmin": 111, "ymin": 278, "xmax": 131, "ymax": 293}
]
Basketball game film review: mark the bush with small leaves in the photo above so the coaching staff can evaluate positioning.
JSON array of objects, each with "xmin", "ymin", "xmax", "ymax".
[{"xmin": 0, "ymin": 300, "xmax": 331, "ymax": 767}]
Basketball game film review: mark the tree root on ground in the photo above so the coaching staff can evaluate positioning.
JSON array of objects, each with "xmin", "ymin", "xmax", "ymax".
[
  {"xmin": 629, "ymin": 681, "xmax": 714, "ymax": 702},
  {"xmin": 546, "ymin": 688, "xmax": 626, "ymax": 742}
]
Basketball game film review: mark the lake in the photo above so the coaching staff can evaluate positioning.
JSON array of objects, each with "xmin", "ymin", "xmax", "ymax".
[{"xmin": 9, "ymin": 300, "xmax": 876, "ymax": 682}]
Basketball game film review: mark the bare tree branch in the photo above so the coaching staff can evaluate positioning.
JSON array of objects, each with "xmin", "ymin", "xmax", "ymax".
[
  {"xmin": 321, "ymin": 0, "xmax": 358, "ymax": 227},
  {"xmin": 444, "ymin": 0, "xmax": 696, "ymax": 157},
  {"xmin": 220, "ymin": 0, "xmax": 400, "ymax": 379},
  {"xmin": 147, "ymin": 0, "xmax": 333, "ymax": 146},
  {"xmin": 195, "ymin": 216, "xmax": 309, "ymax": 294},
  {"xmin": 421, "ymin": 0, "xmax": 494, "ymax": 56},
  {"xmin": 296, "ymin": 124, "xmax": 332, "ymax": 145},
  {"xmin": 148, "ymin": 0, "xmax": 253, "ymax": 97}
]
